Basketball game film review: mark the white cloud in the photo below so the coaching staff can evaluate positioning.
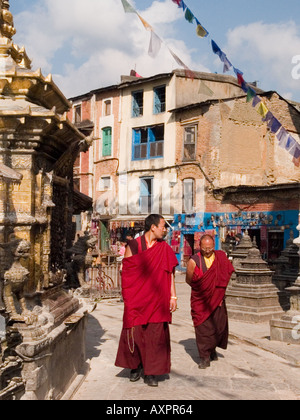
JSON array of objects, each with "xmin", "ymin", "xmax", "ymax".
[
  {"xmin": 13, "ymin": 0, "xmax": 207, "ymax": 98},
  {"xmin": 224, "ymin": 21, "xmax": 300, "ymax": 99}
]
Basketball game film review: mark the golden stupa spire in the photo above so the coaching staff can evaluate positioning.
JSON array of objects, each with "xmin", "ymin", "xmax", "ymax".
[{"xmin": 0, "ymin": 0, "xmax": 16, "ymax": 39}]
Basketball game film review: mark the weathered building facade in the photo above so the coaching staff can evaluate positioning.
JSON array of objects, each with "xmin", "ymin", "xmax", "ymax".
[{"xmin": 69, "ymin": 70, "xmax": 300, "ymax": 269}]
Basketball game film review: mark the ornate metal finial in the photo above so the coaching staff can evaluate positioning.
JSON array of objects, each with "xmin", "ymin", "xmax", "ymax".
[{"xmin": 0, "ymin": 0, "xmax": 16, "ymax": 39}]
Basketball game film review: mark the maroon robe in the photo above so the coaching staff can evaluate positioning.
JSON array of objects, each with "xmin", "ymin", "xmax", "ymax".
[
  {"xmin": 115, "ymin": 236, "xmax": 178, "ymax": 375},
  {"xmin": 190, "ymin": 251, "xmax": 234, "ymax": 359}
]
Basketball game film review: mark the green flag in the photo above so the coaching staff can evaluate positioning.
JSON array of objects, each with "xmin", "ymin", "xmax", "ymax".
[{"xmin": 121, "ymin": 0, "xmax": 136, "ymax": 13}]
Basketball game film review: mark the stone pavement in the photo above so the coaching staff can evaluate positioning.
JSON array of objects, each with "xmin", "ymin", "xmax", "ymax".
[{"xmin": 65, "ymin": 273, "xmax": 300, "ymax": 401}]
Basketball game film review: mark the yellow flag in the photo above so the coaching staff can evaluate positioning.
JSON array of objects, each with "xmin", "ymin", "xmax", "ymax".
[
  {"xmin": 137, "ymin": 14, "xmax": 152, "ymax": 31},
  {"xmin": 257, "ymin": 101, "xmax": 268, "ymax": 118}
]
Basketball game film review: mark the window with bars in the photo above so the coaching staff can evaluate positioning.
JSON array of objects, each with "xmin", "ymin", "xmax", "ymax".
[
  {"xmin": 153, "ymin": 85, "xmax": 166, "ymax": 114},
  {"xmin": 183, "ymin": 125, "xmax": 197, "ymax": 161},
  {"xmin": 132, "ymin": 125, "xmax": 164, "ymax": 160},
  {"xmin": 132, "ymin": 90, "xmax": 143, "ymax": 117}
]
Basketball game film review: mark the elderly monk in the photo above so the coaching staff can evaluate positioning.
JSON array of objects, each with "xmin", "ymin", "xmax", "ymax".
[
  {"xmin": 186, "ymin": 234, "xmax": 234, "ymax": 369},
  {"xmin": 115, "ymin": 214, "xmax": 178, "ymax": 387}
]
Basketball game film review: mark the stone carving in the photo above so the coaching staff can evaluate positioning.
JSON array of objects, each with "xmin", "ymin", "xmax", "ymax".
[
  {"xmin": 65, "ymin": 231, "xmax": 97, "ymax": 288},
  {"xmin": 1, "ymin": 238, "xmax": 32, "ymax": 323}
]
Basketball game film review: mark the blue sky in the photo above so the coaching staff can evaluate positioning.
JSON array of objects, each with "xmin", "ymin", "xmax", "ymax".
[{"xmin": 9, "ymin": 0, "xmax": 300, "ymax": 101}]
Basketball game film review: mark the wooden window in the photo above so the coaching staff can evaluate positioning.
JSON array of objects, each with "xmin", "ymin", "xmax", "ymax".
[
  {"xmin": 102, "ymin": 127, "xmax": 112, "ymax": 157},
  {"xmin": 140, "ymin": 177, "xmax": 153, "ymax": 214},
  {"xmin": 104, "ymin": 99, "xmax": 111, "ymax": 116},
  {"xmin": 183, "ymin": 178, "xmax": 194, "ymax": 214},
  {"xmin": 153, "ymin": 85, "xmax": 166, "ymax": 114},
  {"xmin": 132, "ymin": 125, "xmax": 164, "ymax": 160},
  {"xmin": 183, "ymin": 125, "xmax": 196, "ymax": 161},
  {"xmin": 74, "ymin": 105, "xmax": 81, "ymax": 124},
  {"xmin": 132, "ymin": 90, "xmax": 143, "ymax": 117}
]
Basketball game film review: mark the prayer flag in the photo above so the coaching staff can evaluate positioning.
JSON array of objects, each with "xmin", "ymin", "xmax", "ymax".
[
  {"xmin": 198, "ymin": 81, "xmax": 214, "ymax": 96},
  {"xmin": 257, "ymin": 101, "xmax": 269, "ymax": 119},
  {"xmin": 148, "ymin": 30, "xmax": 162, "ymax": 58},
  {"xmin": 196, "ymin": 23, "xmax": 208, "ymax": 38},
  {"xmin": 252, "ymin": 96, "xmax": 261, "ymax": 107},
  {"xmin": 172, "ymin": 0, "xmax": 182, "ymax": 5},
  {"xmin": 137, "ymin": 14, "xmax": 152, "ymax": 31},
  {"xmin": 168, "ymin": 48, "xmax": 194, "ymax": 79},
  {"xmin": 121, "ymin": 0, "xmax": 136, "ymax": 13},
  {"xmin": 211, "ymin": 40, "xmax": 221, "ymax": 56},
  {"xmin": 289, "ymin": 140, "xmax": 300, "ymax": 158},
  {"xmin": 268, "ymin": 116, "xmax": 281, "ymax": 134},
  {"xmin": 246, "ymin": 87, "xmax": 256, "ymax": 103},
  {"xmin": 185, "ymin": 8, "xmax": 194, "ymax": 23},
  {"xmin": 276, "ymin": 126, "xmax": 290, "ymax": 148}
]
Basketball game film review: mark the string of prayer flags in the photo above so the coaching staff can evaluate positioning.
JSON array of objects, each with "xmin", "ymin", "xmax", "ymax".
[
  {"xmin": 120, "ymin": 0, "xmax": 195, "ymax": 78},
  {"xmin": 121, "ymin": 0, "xmax": 136, "ymax": 14},
  {"xmin": 211, "ymin": 40, "xmax": 232, "ymax": 73},
  {"xmin": 172, "ymin": 0, "xmax": 208, "ymax": 37},
  {"xmin": 169, "ymin": 0, "xmax": 300, "ymax": 167},
  {"xmin": 168, "ymin": 48, "xmax": 195, "ymax": 79}
]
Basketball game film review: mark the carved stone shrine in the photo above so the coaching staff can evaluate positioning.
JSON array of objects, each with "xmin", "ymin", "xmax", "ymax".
[
  {"xmin": 0, "ymin": 1, "xmax": 92, "ymax": 400},
  {"xmin": 226, "ymin": 240, "xmax": 284, "ymax": 323},
  {"xmin": 270, "ymin": 212, "xmax": 300, "ymax": 344}
]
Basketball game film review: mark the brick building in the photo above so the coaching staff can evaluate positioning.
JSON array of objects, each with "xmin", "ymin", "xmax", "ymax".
[{"xmin": 68, "ymin": 70, "xmax": 300, "ymax": 269}]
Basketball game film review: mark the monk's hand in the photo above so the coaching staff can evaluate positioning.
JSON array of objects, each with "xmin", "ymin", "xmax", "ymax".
[{"xmin": 170, "ymin": 297, "xmax": 178, "ymax": 312}]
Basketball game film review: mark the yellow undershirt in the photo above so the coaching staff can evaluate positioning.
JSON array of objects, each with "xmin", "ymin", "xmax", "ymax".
[{"xmin": 204, "ymin": 253, "xmax": 215, "ymax": 269}]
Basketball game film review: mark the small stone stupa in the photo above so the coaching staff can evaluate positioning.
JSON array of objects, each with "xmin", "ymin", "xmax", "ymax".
[
  {"xmin": 270, "ymin": 213, "xmax": 300, "ymax": 344},
  {"xmin": 226, "ymin": 239, "xmax": 284, "ymax": 323}
]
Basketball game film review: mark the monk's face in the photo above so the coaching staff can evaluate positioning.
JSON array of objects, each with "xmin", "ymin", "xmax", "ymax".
[
  {"xmin": 200, "ymin": 238, "xmax": 215, "ymax": 258},
  {"xmin": 152, "ymin": 218, "xmax": 167, "ymax": 239}
]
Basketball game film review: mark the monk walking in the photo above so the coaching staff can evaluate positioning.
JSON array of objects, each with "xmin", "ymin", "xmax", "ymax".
[
  {"xmin": 115, "ymin": 214, "xmax": 178, "ymax": 387},
  {"xmin": 186, "ymin": 234, "xmax": 234, "ymax": 369}
]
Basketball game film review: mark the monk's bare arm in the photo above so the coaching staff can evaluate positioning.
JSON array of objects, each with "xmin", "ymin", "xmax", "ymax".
[
  {"xmin": 185, "ymin": 258, "xmax": 196, "ymax": 286},
  {"xmin": 170, "ymin": 270, "xmax": 177, "ymax": 312}
]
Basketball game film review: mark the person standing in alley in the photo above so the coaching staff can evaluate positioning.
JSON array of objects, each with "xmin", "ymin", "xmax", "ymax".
[
  {"xmin": 185, "ymin": 234, "xmax": 234, "ymax": 369},
  {"xmin": 115, "ymin": 214, "xmax": 178, "ymax": 387}
]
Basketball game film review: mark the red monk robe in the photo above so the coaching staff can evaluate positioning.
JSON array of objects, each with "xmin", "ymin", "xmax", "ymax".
[
  {"xmin": 115, "ymin": 236, "xmax": 178, "ymax": 376},
  {"xmin": 189, "ymin": 250, "xmax": 234, "ymax": 360}
]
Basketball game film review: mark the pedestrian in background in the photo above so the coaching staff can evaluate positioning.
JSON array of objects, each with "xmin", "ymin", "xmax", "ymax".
[{"xmin": 186, "ymin": 234, "xmax": 234, "ymax": 369}]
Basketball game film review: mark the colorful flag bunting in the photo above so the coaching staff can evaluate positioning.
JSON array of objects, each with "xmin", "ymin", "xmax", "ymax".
[{"xmin": 121, "ymin": 0, "xmax": 136, "ymax": 13}]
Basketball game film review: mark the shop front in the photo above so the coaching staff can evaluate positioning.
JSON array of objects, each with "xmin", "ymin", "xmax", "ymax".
[{"xmin": 171, "ymin": 210, "xmax": 299, "ymax": 270}]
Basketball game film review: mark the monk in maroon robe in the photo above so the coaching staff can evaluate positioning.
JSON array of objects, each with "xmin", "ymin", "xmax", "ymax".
[
  {"xmin": 186, "ymin": 234, "xmax": 234, "ymax": 368},
  {"xmin": 115, "ymin": 214, "xmax": 178, "ymax": 387}
]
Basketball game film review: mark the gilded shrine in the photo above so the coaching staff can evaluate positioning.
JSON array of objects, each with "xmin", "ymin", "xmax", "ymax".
[{"xmin": 0, "ymin": 1, "xmax": 92, "ymax": 400}]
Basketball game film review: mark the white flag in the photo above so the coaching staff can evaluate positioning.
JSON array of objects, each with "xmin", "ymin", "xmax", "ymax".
[{"xmin": 148, "ymin": 30, "xmax": 162, "ymax": 58}]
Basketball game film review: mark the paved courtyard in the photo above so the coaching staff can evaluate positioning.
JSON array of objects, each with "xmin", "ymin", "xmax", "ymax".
[{"xmin": 68, "ymin": 273, "xmax": 300, "ymax": 401}]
